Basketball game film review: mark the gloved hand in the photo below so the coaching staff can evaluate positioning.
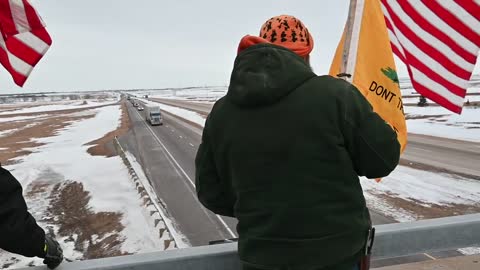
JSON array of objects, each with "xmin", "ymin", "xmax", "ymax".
[{"xmin": 42, "ymin": 235, "xmax": 63, "ymax": 269}]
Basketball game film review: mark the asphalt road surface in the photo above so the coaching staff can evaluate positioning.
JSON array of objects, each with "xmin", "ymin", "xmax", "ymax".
[
  {"xmin": 121, "ymin": 102, "xmax": 237, "ymax": 246},
  {"xmin": 402, "ymin": 134, "xmax": 480, "ymax": 178},
  {"xmin": 121, "ymin": 99, "xmax": 396, "ymax": 248}
]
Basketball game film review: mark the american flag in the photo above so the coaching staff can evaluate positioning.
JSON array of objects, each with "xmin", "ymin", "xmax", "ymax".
[
  {"xmin": 0, "ymin": 0, "xmax": 51, "ymax": 87},
  {"xmin": 380, "ymin": 0, "xmax": 480, "ymax": 113}
]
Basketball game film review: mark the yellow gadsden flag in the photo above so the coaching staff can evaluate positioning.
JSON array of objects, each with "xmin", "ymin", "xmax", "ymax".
[{"xmin": 329, "ymin": 0, "xmax": 407, "ymax": 154}]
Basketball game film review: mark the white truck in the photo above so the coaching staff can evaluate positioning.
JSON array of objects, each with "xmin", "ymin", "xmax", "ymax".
[{"xmin": 145, "ymin": 105, "xmax": 163, "ymax": 126}]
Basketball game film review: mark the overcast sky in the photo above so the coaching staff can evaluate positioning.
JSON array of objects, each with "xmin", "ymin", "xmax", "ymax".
[{"xmin": 1, "ymin": 0, "xmax": 479, "ymax": 93}]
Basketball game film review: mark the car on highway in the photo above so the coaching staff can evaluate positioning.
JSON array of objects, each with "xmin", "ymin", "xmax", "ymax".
[
  {"xmin": 133, "ymin": 102, "xmax": 139, "ymax": 107},
  {"xmin": 137, "ymin": 106, "xmax": 144, "ymax": 111}
]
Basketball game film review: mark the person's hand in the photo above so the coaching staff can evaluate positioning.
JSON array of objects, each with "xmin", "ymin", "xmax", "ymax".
[{"xmin": 43, "ymin": 235, "xmax": 63, "ymax": 269}]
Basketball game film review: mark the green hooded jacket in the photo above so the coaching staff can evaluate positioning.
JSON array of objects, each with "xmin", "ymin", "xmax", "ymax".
[{"xmin": 195, "ymin": 43, "xmax": 400, "ymax": 270}]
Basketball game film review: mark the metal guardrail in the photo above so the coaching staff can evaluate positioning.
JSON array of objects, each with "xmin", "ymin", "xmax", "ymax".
[
  {"xmin": 373, "ymin": 213, "xmax": 480, "ymax": 259},
  {"xmin": 21, "ymin": 213, "xmax": 480, "ymax": 270},
  {"xmin": 112, "ymin": 136, "xmax": 178, "ymax": 249}
]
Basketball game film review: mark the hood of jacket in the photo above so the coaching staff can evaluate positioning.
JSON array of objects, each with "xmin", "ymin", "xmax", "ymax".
[{"xmin": 227, "ymin": 42, "xmax": 316, "ymax": 107}]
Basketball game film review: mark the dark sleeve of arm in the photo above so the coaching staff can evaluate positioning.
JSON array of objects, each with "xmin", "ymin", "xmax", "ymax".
[
  {"xmin": 195, "ymin": 117, "xmax": 236, "ymax": 217},
  {"xmin": 0, "ymin": 167, "xmax": 45, "ymax": 258},
  {"xmin": 340, "ymin": 83, "xmax": 401, "ymax": 178}
]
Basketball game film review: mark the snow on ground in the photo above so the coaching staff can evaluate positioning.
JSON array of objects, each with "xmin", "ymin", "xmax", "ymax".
[
  {"xmin": 363, "ymin": 166, "xmax": 480, "ymax": 222},
  {"xmin": 137, "ymin": 98, "xmax": 206, "ymax": 127},
  {"xmin": 362, "ymin": 166, "xmax": 480, "ymax": 221},
  {"xmin": 0, "ymin": 98, "xmax": 119, "ymax": 116},
  {"xmin": 458, "ymin": 247, "xmax": 480, "ymax": 255},
  {"xmin": 0, "ymin": 123, "xmax": 39, "ymax": 138},
  {"xmin": 0, "ymin": 129, "xmax": 12, "ymax": 137},
  {"xmin": 131, "ymin": 86, "xmax": 227, "ymax": 102},
  {"xmin": 469, "ymin": 87, "xmax": 480, "ymax": 94},
  {"xmin": 127, "ymin": 76, "xmax": 480, "ymax": 103},
  {"xmin": 398, "ymin": 77, "xmax": 480, "ymax": 142},
  {"xmin": 0, "ymin": 92, "xmax": 120, "ymax": 106},
  {"xmin": 0, "ymin": 105, "xmax": 162, "ymax": 268},
  {"xmin": 0, "ymin": 115, "xmax": 48, "ymax": 122},
  {"xmin": 405, "ymin": 106, "xmax": 480, "ymax": 142}
]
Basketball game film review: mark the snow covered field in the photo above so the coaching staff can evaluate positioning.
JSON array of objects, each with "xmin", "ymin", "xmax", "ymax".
[
  {"xmin": 127, "ymin": 76, "xmax": 480, "ymax": 103},
  {"xmin": 130, "ymin": 86, "xmax": 227, "ymax": 102},
  {"xmin": 404, "ymin": 106, "xmax": 480, "ymax": 142},
  {"xmin": 362, "ymin": 166, "xmax": 480, "ymax": 222},
  {"xmin": 0, "ymin": 92, "xmax": 119, "ymax": 105},
  {"xmin": 0, "ymin": 98, "xmax": 120, "ymax": 116},
  {"xmin": 0, "ymin": 103, "xmax": 169, "ymax": 269},
  {"xmin": 400, "ymin": 77, "xmax": 480, "ymax": 142}
]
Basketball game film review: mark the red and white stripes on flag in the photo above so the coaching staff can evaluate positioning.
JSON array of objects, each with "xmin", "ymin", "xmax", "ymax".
[
  {"xmin": 0, "ymin": 0, "xmax": 51, "ymax": 87},
  {"xmin": 380, "ymin": 0, "xmax": 480, "ymax": 113}
]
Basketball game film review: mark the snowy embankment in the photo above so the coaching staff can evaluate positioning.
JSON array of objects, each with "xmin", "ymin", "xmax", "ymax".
[
  {"xmin": 0, "ymin": 105, "xmax": 164, "ymax": 269},
  {"xmin": 361, "ymin": 166, "xmax": 480, "ymax": 222}
]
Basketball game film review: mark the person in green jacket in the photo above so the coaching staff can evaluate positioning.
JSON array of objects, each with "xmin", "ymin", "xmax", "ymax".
[{"xmin": 195, "ymin": 15, "xmax": 400, "ymax": 270}]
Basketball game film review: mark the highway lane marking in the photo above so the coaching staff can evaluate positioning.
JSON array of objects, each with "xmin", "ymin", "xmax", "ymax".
[
  {"xmin": 130, "ymin": 105, "xmax": 187, "ymax": 179},
  {"xmin": 423, "ymin": 253, "xmax": 436, "ymax": 260},
  {"xmin": 132, "ymin": 108, "xmax": 237, "ymax": 239},
  {"xmin": 131, "ymin": 108, "xmax": 224, "ymax": 233}
]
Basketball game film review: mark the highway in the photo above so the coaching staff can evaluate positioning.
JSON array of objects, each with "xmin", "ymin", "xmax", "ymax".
[
  {"xmin": 151, "ymin": 98, "xmax": 480, "ymax": 179},
  {"xmin": 403, "ymin": 134, "xmax": 480, "ymax": 178},
  {"xmin": 120, "ymin": 102, "xmax": 237, "ymax": 246},
  {"xmin": 121, "ymin": 98, "xmax": 397, "ymax": 248},
  {"xmin": 122, "ymin": 96, "xmax": 480, "ymax": 248}
]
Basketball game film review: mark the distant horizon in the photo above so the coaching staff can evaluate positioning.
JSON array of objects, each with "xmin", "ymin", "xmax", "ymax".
[{"xmin": 2, "ymin": 73, "xmax": 480, "ymax": 96}]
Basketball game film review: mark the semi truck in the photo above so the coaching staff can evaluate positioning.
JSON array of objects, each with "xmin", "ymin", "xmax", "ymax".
[{"xmin": 145, "ymin": 105, "xmax": 163, "ymax": 126}]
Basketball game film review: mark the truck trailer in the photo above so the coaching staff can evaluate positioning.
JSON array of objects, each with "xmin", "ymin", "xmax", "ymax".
[{"xmin": 145, "ymin": 105, "xmax": 163, "ymax": 126}]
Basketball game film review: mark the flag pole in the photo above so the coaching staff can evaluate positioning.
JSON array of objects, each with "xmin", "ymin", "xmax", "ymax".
[{"xmin": 340, "ymin": 0, "xmax": 358, "ymax": 81}]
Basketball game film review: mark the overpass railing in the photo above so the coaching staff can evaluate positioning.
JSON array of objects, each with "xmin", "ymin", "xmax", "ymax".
[{"xmin": 23, "ymin": 213, "xmax": 480, "ymax": 270}]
